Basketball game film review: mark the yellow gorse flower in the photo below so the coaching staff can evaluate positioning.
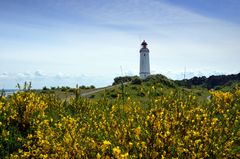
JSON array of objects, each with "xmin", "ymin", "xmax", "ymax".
[
  {"xmin": 1, "ymin": 86, "xmax": 239, "ymax": 158},
  {"xmin": 103, "ymin": 140, "xmax": 111, "ymax": 146},
  {"xmin": 113, "ymin": 146, "xmax": 121, "ymax": 156},
  {"xmin": 134, "ymin": 126, "xmax": 141, "ymax": 136}
]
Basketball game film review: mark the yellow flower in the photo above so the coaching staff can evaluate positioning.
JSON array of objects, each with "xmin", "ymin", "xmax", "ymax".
[
  {"xmin": 141, "ymin": 141, "xmax": 147, "ymax": 149},
  {"xmin": 102, "ymin": 140, "xmax": 111, "ymax": 151},
  {"xmin": 96, "ymin": 153, "xmax": 101, "ymax": 159},
  {"xmin": 113, "ymin": 146, "xmax": 121, "ymax": 156},
  {"xmin": 18, "ymin": 149, "xmax": 23, "ymax": 153},
  {"xmin": 27, "ymin": 134, "xmax": 33, "ymax": 139},
  {"xmin": 39, "ymin": 154, "xmax": 48, "ymax": 159},
  {"xmin": 103, "ymin": 140, "xmax": 111, "ymax": 146},
  {"xmin": 134, "ymin": 126, "xmax": 141, "ymax": 136},
  {"xmin": 212, "ymin": 117, "xmax": 218, "ymax": 125},
  {"xmin": 166, "ymin": 131, "xmax": 170, "ymax": 136},
  {"xmin": 129, "ymin": 142, "xmax": 133, "ymax": 149},
  {"xmin": 2, "ymin": 130, "xmax": 9, "ymax": 137},
  {"xmin": 120, "ymin": 153, "xmax": 129, "ymax": 159}
]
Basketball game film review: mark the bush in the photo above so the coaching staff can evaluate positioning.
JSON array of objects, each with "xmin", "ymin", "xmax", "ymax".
[
  {"xmin": 110, "ymin": 93, "xmax": 118, "ymax": 98},
  {"xmin": 131, "ymin": 77, "xmax": 142, "ymax": 85},
  {"xmin": 112, "ymin": 76, "xmax": 133, "ymax": 85},
  {"xmin": 2, "ymin": 85, "xmax": 240, "ymax": 158},
  {"xmin": 61, "ymin": 87, "xmax": 67, "ymax": 92},
  {"xmin": 144, "ymin": 74, "xmax": 176, "ymax": 88},
  {"xmin": 42, "ymin": 86, "xmax": 49, "ymax": 90}
]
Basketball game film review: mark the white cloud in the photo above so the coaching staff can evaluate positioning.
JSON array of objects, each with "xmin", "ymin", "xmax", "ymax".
[
  {"xmin": 0, "ymin": 72, "xmax": 9, "ymax": 79},
  {"xmin": 34, "ymin": 70, "xmax": 45, "ymax": 77},
  {"xmin": 0, "ymin": 71, "xmax": 114, "ymax": 89}
]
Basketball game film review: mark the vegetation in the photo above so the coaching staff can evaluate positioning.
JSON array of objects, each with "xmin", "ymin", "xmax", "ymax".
[
  {"xmin": 0, "ymin": 77, "xmax": 240, "ymax": 158},
  {"xmin": 112, "ymin": 74, "xmax": 175, "ymax": 87},
  {"xmin": 93, "ymin": 74, "xmax": 207, "ymax": 102},
  {"xmin": 42, "ymin": 85, "xmax": 95, "ymax": 92},
  {"xmin": 176, "ymin": 73, "xmax": 240, "ymax": 89},
  {"xmin": 40, "ymin": 85, "xmax": 96, "ymax": 99},
  {"xmin": 113, "ymin": 76, "xmax": 134, "ymax": 85}
]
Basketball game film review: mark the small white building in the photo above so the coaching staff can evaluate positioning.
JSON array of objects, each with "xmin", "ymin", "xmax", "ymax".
[{"xmin": 139, "ymin": 40, "xmax": 150, "ymax": 79}]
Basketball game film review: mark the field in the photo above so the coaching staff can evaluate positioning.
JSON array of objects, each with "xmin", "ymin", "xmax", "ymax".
[{"xmin": 0, "ymin": 79, "xmax": 240, "ymax": 158}]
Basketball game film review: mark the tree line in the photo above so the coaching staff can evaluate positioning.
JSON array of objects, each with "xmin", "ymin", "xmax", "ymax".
[{"xmin": 176, "ymin": 73, "xmax": 240, "ymax": 89}]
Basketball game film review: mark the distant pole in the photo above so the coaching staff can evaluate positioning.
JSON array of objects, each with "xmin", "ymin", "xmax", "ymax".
[
  {"xmin": 184, "ymin": 66, "xmax": 186, "ymax": 80},
  {"xmin": 120, "ymin": 66, "xmax": 123, "ymax": 76}
]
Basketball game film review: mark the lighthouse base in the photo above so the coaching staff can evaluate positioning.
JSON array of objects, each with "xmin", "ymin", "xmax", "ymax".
[{"xmin": 140, "ymin": 72, "xmax": 150, "ymax": 79}]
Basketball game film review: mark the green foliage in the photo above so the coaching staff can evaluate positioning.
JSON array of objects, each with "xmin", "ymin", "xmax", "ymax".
[
  {"xmin": 90, "ymin": 85, "xmax": 95, "ymax": 89},
  {"xmin": 0, "ymin": 89, "xmax": 6, "ymax": 98},
  {"xmin": 1, "ymin": 79, "xmax": 240, "ymax": 158},
  {"xmin": 176, "ymin": 73, "xmax": 240, "ymax": 89},
  {"xmin": 17, "ymin": 81, "xmax": 32, "ymax": 91},
  {"xmin": 112, "ymin": 76, "xmax": 134, "ymax": 85},
  {"xmin": 131, "ymin": 76, "xmax": 142, "ymax": 85},
  {"xmin": 1, "ymin": 85, "xmax": 239, "ymax": 158},
  {"xmin": 144, "ymin": 74, "xmax": 176, "ymax": 88},
  {"xmin": 60, "ymin": 86, "xmax": 70, "ymax": 92},
  {"xmin": 42, "ymin": 86, "xmax": 49, "ymax": 91}
]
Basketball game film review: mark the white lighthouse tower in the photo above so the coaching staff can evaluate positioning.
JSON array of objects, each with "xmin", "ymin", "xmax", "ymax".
[{"xmin": 139, "ymin": 40, "xmax": 150, "ymax": 79}]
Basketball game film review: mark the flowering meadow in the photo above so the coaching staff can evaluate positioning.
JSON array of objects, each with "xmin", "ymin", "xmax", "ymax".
[{"xmin": 0, "ymin": 85, "xmax": 240, "ymax": 158}]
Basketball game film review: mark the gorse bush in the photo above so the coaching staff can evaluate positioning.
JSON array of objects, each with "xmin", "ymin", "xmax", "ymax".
[{"xmin": 0, "ymin": 86, "xmax": 240, "ymax": 158}]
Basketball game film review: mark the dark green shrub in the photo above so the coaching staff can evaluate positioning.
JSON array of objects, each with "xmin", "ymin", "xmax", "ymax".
[{"xmin": 131, "ymin": 77, "xmax": 142, "ymax": 85}]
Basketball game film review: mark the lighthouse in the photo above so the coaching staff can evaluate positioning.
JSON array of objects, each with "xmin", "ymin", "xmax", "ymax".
[{"xmin": 139, "ymin": 40, "xmax": 150, "ymax": 79}]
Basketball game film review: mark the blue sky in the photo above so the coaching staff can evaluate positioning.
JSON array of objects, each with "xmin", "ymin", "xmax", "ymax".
[{"xmin": 0, "ymin": 0, "xmax": 240, "ymax": 89}]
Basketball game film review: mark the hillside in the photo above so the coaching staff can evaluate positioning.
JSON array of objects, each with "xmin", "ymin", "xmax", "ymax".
[
  {"xmin": 91, "ymin": 73, "xmax": 240, "ymax": 101},
  {"xmin": 92, "ymin": 74, "xmax": 210, "ymax": 103},
  {"xmin": 0, "ymin": 74, "xmax": 240, "ymax": 158},
  {"xmin": 36, "ymin": 73, "xmax": 240, "ymax": 101}
]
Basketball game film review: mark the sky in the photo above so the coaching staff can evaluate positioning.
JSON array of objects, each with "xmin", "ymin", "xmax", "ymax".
[{"xmin": 0, "ymin": 0, "xmax": 240, "ymax": 89}]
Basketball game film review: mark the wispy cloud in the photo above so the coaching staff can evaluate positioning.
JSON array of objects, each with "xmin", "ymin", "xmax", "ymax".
[
  {"xmin": 63, "ymin": 0, "xmax": 212, "ymax": 29},
  {"xmin": 163, "ymin": 0, "xmax": 240, "ymax": 24}
]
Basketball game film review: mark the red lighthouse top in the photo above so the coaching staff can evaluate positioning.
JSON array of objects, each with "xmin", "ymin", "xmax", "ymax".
[{"xmin": 141, "ymin": 40, "xmax": 148, "ymax": 48}]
